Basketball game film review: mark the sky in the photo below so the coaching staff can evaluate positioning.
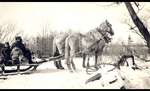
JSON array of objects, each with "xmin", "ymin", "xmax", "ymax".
[{"xmin": 0, "ymin": 2, "xmax": 149, "ymax": 44}]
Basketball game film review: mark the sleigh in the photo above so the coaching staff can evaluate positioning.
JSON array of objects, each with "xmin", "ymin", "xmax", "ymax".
[{"xmin": 0, "ymin": 54, "xmax": 64, "ymax": 76}]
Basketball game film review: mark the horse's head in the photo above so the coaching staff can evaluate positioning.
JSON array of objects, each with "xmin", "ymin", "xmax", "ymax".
[{"xmin": 97, "ymin": 19, "xmax": 114, "ymax": 43}]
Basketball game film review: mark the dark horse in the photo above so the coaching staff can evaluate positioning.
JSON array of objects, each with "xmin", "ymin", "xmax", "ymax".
[
  {"xmin": 52, "ymin": 32, "xmax": 69, "ymax": 69},
  {"xmin": 65, "ymin": 20, "xmax": 114, "ymax": 72}
]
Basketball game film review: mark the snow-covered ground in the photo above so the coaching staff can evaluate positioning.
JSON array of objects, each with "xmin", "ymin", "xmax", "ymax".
[{"xmin": 0, "ymin": 56, "xmax": 150, "ymax": 89}]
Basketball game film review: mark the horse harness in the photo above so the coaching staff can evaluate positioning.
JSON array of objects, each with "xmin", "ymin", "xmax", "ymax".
[{"xmin": 79, "ymin": 28, "xmax": 108, "ymax": 55}]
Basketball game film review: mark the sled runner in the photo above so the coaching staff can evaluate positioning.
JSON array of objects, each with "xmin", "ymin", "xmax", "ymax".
[{"xmin": 0, "ymin": 62, "xmax": 39, "ymax": 76}]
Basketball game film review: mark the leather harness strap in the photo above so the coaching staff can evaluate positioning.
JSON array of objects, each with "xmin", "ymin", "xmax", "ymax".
[
  {"xmin": 81, "ymin": 29, "xmax": 105, "ymax": 54},
  {"xmin": 75, "ymin": 26, "xmax": 110, "ymax": 56}
]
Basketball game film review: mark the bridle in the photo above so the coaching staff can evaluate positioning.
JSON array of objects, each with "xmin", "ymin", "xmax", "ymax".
[
  {"xmin": 96, "ymin": 25, "xmax": 112, "ymax": 43},
  {"xmin": 83, "ymin": 23, "xmax": 113, "ymax": 53}
]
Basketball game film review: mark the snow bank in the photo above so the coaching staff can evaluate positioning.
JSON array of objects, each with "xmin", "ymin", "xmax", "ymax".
[{"xmin": 0, "ymin": 56, "xmax": 150, "ymax": 89}]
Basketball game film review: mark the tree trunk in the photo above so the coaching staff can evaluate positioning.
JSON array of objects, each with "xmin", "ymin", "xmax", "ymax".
[{"xmin": 124, "ymin": 2, "xmax": 150, "ymax": 52}]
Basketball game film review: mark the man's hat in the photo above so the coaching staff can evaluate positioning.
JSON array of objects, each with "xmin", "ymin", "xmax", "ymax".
[
  {"xmin": 15, "ymin": 36, "xmax": 22, "ymax": 40},
  {"xmin": 5, "ymin": 42, "xmax": 9, "ymax": 45}
]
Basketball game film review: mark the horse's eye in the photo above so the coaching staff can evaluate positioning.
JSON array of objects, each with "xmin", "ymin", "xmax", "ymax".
[{"xmin": 110, "ymin": 24, "xmax": 112, "ymax": 27}]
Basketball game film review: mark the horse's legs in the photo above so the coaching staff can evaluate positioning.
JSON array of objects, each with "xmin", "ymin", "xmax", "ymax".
[
  {"xmin": 131, "ymin": 55, "xmax": 135, "ymax": 65},
  {"xmin": 54, "ymin": 61, "xmax": 60, "ymax": 69},
  {"xmin": 70, "ymin": 56, "xmax": 76, "ymax": 71},
  {"xmin": 82, "ymin": 53, "xmax": 86, "ymax": 68},
  {"xmin": 68, "ymin": 64, "xmax": 73, "ymax": 72},
  {"xmin": 122, "ymin": 55, "xmax": 129, "ymax": 66},
  {"xmin": 118, "ymin": 55, "xmax": 127, "ymax": 68},
  {"xmin": 66, "ymin": 54, "xmax": 73, "ymax": 72},
  {"xmin": 87, "ymin": 56, "xmax": 90, "ymax": 68},
  {"xmin": 124, "ymin": 55, "xmax": 136, "ymax": 66},
  {"xmin": 58, "ymin": 60, "xmax": 64, "ymax": 69},
  {"xmin": 95, "ymin": 52, "xmax": 99, "ymax": 70},
  {"xmin": 85, "ymin": 56, "xmax": 90, "ymax": 72},
  {"xmin": 53, "ymin": 44, "xmax": 63, "ymax": 69},
  {"xmin": 125, "ymin": 57, "xmax": 129, "ymax": 66},
  {"xmin": 66, "ymin": 57, "xmax": 73, "ymax": 72}
]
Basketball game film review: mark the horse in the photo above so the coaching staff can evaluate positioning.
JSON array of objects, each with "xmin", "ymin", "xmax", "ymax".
[
  {"xmin": 52, "ymin": 32, "xmax": 69, "ymax": 69},
  {"xmin": 65, "ymin": 20, "xmax": 114, "ymax": 72}
]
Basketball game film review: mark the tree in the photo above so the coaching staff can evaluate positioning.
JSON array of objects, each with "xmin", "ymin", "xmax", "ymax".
[
  {"xmin": 32, "ymin": 24, "xmax": 55, "ymax": 57},
  {"xmin": 124, "ymin": 2, "xmax": 150, "ymax": 52},
  {"xmin": 0, "ymin": 23, "xmax": 22, "ymax": 44},
  {"xmin": 97, "ymin": 2, "xmax": 150, "ymax": 51}
]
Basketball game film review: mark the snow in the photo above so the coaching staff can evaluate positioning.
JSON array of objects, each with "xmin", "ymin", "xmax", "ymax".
[{"xmin": 0, "ymin": 56, "xmax": 150, "ymax": 89}]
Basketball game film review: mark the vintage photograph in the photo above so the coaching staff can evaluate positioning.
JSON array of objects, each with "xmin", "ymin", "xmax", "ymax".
[{"xmin": 0, "ymin": 2, "xmax": 150, "ymax": 89}]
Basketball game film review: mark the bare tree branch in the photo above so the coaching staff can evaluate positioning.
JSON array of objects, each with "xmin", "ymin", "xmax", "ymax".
[
  {"xmin": 0, "ymin": 23, "xmax": 23, "ymax": 44},
  {"xmin": 126, "ymin": 22, "xmax": 146, "ymax": 41},
  {"xmin": 134, "ymin": 2, "xmax": 139, "ymax": 7},
  {"xmin": 95, "ymin": 2, "xmax": 120, "ymax": 8},
  {"xmin": 122, "ymin": 17, "xmax": 147, "ymax": 44},
  {"xmin": 135, "ymin": 3, "xmax": 145, "ymax": 14}
]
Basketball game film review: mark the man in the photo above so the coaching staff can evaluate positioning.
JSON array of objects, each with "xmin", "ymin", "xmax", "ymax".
[
  {"xmin": 1, "ymin": 42, "xmax": 12, "ymax": 65},
  {"xmin": 11, "ymin": 36, "xmax": 34, "ymax": 64},
  {"xmin": 24, "ymin": 43, "xmax": 34, "ymax": 64},
  {"xmin": 118, "ymin": 42, "xmax": 136, "ymax": 67},
  {"xmin": 122, "ymin": 42, "xmax": 133, "ymax": 56},
  {"xmin": 11, "ymin": 36, "xmax": 26, "ymax": 55}
]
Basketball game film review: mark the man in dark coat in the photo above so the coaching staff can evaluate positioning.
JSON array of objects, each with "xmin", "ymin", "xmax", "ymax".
[
  {"xmin": 11, "ymin": 36, "xmax": 34, "ymax": 64},
  {"xmin": 1, "ymin": 42, "xmax": 12, "ymax": 65},
  {"xmin": 11, "ymin": 36, "xmax": 26, "ymax": 56},
  {"xmin": 24, "ymin": 43, "xmax": 34, "ymax": 64}
]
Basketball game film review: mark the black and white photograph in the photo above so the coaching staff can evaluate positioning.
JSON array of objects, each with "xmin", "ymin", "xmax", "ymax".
[{"xmin": 0, "ymin": 2, "xmax": 150, "ymax": 89}]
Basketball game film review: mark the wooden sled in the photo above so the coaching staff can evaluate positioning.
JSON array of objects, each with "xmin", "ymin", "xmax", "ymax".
[
  {"xmin": 0, "ymin": 63, "xmax": 39, "ymax": 76},
  {"xmin": 0, "ymin": 54, "xmax": 64, "ymax": 76}
]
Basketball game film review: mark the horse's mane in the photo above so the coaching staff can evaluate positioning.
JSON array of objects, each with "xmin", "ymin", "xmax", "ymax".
[
  {"xmin": 83, "ymin": 28, "xmax": 103, "ymax": 43},
  {"xmin": 54, "ymin": 33, "xmax": 69, "ymax": 48}
]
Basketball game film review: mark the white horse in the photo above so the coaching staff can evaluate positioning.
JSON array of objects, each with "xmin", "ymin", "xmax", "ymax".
[
  {"xmin": 52, "ymin": 32, "xmax": 69, "ymax": 69},
  {"xmin": 65, "ymin": 20, "xmax": 114, "ymax": 72}
]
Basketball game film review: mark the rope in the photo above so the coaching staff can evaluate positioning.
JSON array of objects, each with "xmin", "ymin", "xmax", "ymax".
[{"xmin": 86, "ymin": 62, "xmax": 117, "ymax": 75}]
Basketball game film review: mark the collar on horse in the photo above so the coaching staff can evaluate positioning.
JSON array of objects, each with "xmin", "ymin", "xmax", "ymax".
[
  {"xmin": 80, "ymin": 29, "xmax": 104, "ymax": 54},
  {"xmin": 78, "ymin": 27, "xmax": 110, "ymax": 55},
  {"xmin": 85, "ymin": 28, "xmax": 110, "ymax": 51},
  {"xmin": 96, "ymin": 28, "xmax": 110, "ymax": 43}
]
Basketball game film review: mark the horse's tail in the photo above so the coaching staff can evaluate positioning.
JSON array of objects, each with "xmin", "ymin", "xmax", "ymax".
[{"xmin": 65, "ymin": 37, "xmax": 70, "ymax": 63}]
